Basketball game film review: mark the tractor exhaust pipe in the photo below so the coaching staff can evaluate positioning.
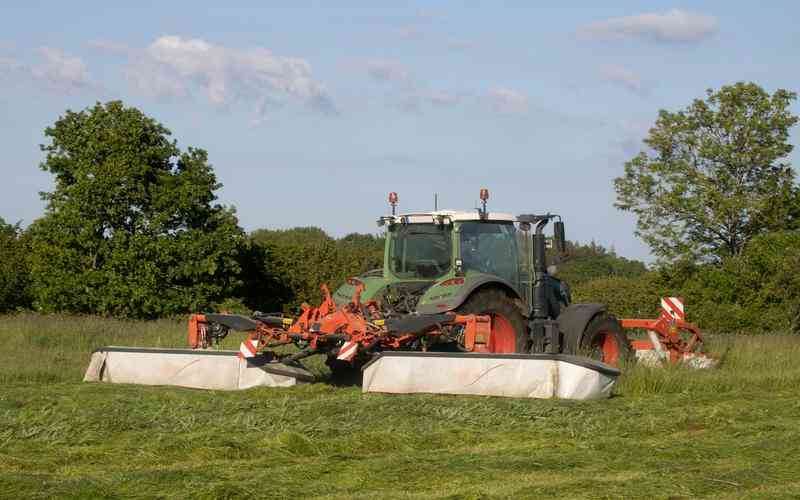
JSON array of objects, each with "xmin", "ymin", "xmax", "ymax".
[
  {"xmin": 518, "ymin": 213, "xmax": 565, "ymax": 354},
  {"xmin": 532, "ymin": 218, "xmax": 549, "ymax": 322}
]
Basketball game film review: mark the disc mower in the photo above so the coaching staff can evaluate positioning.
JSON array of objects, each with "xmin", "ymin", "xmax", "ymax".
[{"xmin": 85, "ymin": 189, "xmax": 714, "ymax": 398}]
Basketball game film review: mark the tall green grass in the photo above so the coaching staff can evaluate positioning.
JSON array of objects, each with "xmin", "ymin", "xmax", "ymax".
[
  {"xmin": 0, "ymin": 314, "xmax": 187, "ymax": 384},
  {"xmin": 617, "ymin": 334, "xmax": 800, "ymax": 396},
  {"xmin": 2, "ymin": 314, "xmax": 800, "ymax": 498},
  {"xmin": 0, "ymin": 313, "xmax": 335, "ymax": 384}
]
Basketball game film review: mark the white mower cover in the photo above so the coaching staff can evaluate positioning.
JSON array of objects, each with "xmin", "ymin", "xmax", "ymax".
[
  {"xmin": 362, "ymin": 352, "xmax": 620, "ymax": 400},
  {"xmin": 84, "ymin": 347, "xmax": 313, "ymax": 390}
]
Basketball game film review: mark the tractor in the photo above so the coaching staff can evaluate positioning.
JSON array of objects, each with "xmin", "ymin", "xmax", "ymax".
[{"xmin": 318, "ymin": 189, "xmax": 629, "ymax": 379}]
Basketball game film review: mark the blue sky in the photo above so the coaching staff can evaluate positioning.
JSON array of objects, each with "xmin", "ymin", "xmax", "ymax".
[{"xmin": 1, "ymin": 2, "xmax": 798, "ymax": 261}]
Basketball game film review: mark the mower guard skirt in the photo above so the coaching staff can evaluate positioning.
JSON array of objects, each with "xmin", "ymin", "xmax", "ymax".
[
  {"xmin": 84, "ymin": 347, "xmax": 313, "ymax": 390},
  {"xmin": 362, "ymin": 352, "xmax": 620, "ymax": 400}
]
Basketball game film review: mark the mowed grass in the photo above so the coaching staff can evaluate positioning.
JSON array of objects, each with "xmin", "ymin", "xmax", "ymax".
[{"xmin": 1, "ymin": 314, "xmax": 799, "ymax": 499}]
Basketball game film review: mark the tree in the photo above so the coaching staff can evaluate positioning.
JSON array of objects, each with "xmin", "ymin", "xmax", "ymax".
[
  {"xmin": 28, "ymin": 101, "xmax": 244, "ymax": 318},
  {"xmin": 0, "ymin": 217, "xmax": 30, "ymax": 312},
  {"xmin": 556, "ymin": 240, "xmax": 647, "ymax": 286},
  {"xmin": 615, "ymin": 82, "xmax": 800, "ymax": 262}
]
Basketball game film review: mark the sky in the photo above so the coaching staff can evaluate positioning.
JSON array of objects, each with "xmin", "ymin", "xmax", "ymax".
[{"xmin": 1, "ymin": 1, "xmax": 799, "ymax": 262}]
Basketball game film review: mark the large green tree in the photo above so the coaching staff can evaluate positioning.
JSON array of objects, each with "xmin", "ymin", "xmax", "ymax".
[
  {"xmin": 615, "ymin": 82, "xmax": 800, "ymax": 262},
  {"xmin": 28, "ymin": 101, "xmax": 244, "ymax": 318}
]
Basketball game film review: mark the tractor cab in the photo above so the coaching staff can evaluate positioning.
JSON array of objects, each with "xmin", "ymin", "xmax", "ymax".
[
  {"xmin": 384, "ymin": 210, "xmax": 519, "ymax": 283},
  {"xmin": 331, "ymin": 189, "xmax": 610, "ymax": 360}
]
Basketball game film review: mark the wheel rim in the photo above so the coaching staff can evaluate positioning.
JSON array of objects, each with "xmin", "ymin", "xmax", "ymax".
[
  {"xmin": 488, "ymin": 313, "xmax": 516, "ymax": 353},
  {"xmin": 591, "ymin": 331, "xmax": 620, "ymax": 366}
]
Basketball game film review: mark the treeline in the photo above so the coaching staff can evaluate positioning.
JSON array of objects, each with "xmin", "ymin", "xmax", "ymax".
[
  {"xmin": 238, "ymin": 228, "xmax": 384, "ymax": 314},
  {"xmin": 0, "ymin": 213, "xmax": 646, "ymax": 317},
  {"xmin": 574, "ymin": 232, "xmax": 800, "ymax": 334},
  {"xmin": 3, "ymin": 213, "xmax": 798, "ymax": 333}
]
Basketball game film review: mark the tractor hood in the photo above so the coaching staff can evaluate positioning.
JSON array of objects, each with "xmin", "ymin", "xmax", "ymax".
[
  {"xmin": 334, "ymin": 271, "xmax": 521, "ymax": 315},
  {"xmin": 333, "ymin": 273, "xmax": 387, "ymax": 305}
]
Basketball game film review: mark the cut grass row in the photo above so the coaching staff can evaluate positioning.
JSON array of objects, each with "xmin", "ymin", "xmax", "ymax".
[{"xmin": 1, "ymin": 313, "xmax": 799, "ymax": 498}]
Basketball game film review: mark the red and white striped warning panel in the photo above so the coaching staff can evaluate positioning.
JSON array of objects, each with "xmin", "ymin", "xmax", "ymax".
[
  {"xmin": 238, "ymin": 338, "xmax": 259, "ymax": 359},
  {"xmin": 660, "ymin": 297, "xmax": 685, "ymax": 320},
  {"xmin": 337, "ymin": 341, "xmax": 359, "ymax": 361}
]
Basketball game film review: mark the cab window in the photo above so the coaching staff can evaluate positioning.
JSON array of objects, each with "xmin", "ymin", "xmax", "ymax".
[
  {"xmin": 459, "ymin": 222, "xmax": 518, "ymax": 285},
  {"xmin": 389, "ymin": 223, "xmax": 452, "ymax": 279}
]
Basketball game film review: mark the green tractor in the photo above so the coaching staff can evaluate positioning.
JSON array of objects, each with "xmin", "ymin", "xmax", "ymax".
[{"xmin": 330, "ymin": 190, "xmax": 630, "ymax": 374}]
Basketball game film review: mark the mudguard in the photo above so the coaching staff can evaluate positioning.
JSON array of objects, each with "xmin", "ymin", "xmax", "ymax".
[
  {"xmin": 557, "ymin": 303, "xmax": 607, "ymax": 354},
  {"xmin": 415, "ymin": 274, "xmax": 522, "ymax": 314}
]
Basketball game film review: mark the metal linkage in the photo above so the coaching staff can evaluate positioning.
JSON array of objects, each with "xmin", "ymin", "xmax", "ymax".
[{"xmin": 188, "ymin": 282, "xmax": 491, "ymax": 367}]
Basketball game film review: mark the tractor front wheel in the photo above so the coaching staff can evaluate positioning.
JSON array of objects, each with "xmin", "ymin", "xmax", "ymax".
[
  {"xmin": 580, "ymin": 314, "xmax": 630, "ymax": 367},
  {"xmin": 456, "ymin": 288, "xmax": 528, "ymax": 353}
]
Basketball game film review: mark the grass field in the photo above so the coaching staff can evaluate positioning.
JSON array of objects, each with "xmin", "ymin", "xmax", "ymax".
[{"xmin": 1, "ymin": 314, "xmax": 800, "ymax": 499}]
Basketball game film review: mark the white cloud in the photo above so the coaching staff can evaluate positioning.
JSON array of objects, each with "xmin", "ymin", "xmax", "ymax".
[
  {"xmin": 599, "ymin": 64, "xmax": 643, "ymax": 93},
  {"xmin": 124, "ymin": 59, "xmax": 186, "ymax": 99},
  {"xmin": 126, "ymin": 35, "xmax": 334, "ymax": 115},
  {"xmin": 579, "ymin": 9, "xmax": 717, "ymax": 43},
  {"xmin": 0, "ymin": 48, "xmax": 93, "ymax": 92},
  {"xmin": 31, "ymin": 47, "xmax": 93, "ymax": 90},
  {"xmin": 486, "ymin": 86, "xmax": 529, "ymax": 114},
  {"xmin": 363, "ymin": 59, "xmax": 412, "ymax": 85}
]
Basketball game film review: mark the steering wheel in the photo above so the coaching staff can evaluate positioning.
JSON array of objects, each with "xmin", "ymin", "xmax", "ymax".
[{"xmin": 414, "ymin": 259, "xmax": 445, "ymax": 276}]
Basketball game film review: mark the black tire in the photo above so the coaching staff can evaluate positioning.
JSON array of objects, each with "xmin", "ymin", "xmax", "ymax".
[
  {"xmin": 325, "ymin": 356, "xmax": 364, "ymax": 386},
  {"xmin": 580, "ymin": 313, "xmax": 631, "ymax": 367},
  {"xmin": 456, "ymin": 288, "xmax": 528, "ymax": 353}
]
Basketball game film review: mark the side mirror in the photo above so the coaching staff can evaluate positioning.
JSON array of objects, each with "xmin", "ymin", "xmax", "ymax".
[{"xmin": 553, "ymin": 221, "xmax": 566, "ymax": 254}]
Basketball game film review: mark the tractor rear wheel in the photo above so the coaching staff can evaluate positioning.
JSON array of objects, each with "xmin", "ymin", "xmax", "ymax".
[
  {"xmin": 580, "ymin": 314, "xmax": 630, "ymax": 367},
  {"xmin": 456, "ymin": 288, "xmax": 527, "ymax": 353}
]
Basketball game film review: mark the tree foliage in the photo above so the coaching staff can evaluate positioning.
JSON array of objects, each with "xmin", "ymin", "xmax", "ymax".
[
  {"xmin": 556, "ymin": 240, "xmax": 647, "ymax": 286},
  {"xmin": 245, "ymin": 227, "xmax": 384, "ymax": 313},
  {"xmin": 28, "ymin": 101, "xmax": 244, "ymax": 318},
  {"xmin": 250, "ymin": 226, "xmax": 332, "ymax": 247},
  {"xmin": 658, "ymin": 231, "xmax": 800, "ymax": 334},
  {"xmin": 615, "ymin": 82, "xmax": 800, "ymax": 262},
  {"xmin": 574, "ymin": 231, "xmax": 800, "ymax": 334},
  {"xmin": 0, "ymin": 217, "xmax": 31, "ymax": 312}
]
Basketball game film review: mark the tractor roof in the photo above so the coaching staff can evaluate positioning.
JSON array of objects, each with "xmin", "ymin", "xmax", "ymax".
[{"xmin": 390, "ymin": 210, "xmax": 516, "ymax": 223}]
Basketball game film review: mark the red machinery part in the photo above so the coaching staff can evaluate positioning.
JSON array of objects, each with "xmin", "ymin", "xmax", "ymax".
[
  {"xmin": 187, "ymin": 283, "xmax": 494, "ymax": 364},
  {"xmin": 188, "ymin": 314, "xmax": 208, "ymax": 349},
  {"xmin": 620, "ymin": 297, "xmax": 714, "ymax": 366}
]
